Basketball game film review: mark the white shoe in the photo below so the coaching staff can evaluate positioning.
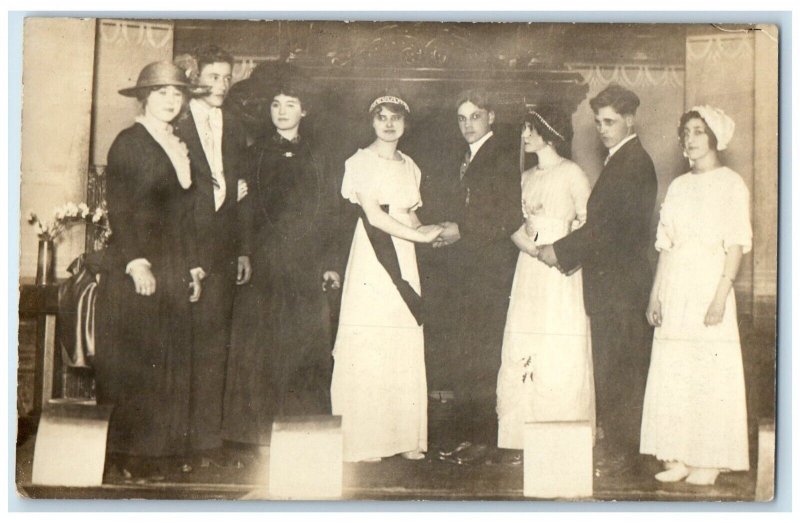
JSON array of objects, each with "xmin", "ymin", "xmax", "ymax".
[
  {"xmin": 686, "ymin": 468, "xmax": 719, "ymax": 485},
  {"xmin": 655, "ymin": 462, "xmax": 690, "ymax": 482},
  {"xmin": 401, "ymin": 450, "xmax": 425, "ymax": 460},
  {"xmin": 358, "ymin": 456, "xmax": 383, "ymax": 463}
]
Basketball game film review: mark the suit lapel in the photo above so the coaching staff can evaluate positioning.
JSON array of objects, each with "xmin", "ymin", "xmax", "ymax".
[
  {"xmin": 603, "ymin": 136, "xmax": 639, "ymax": 171},
  {"xmin": 176, "ymin": 111, "xmax": 215, "ymax": 210},
  {"xmin": 589, "ymin": 137, "xmax": 640, "ymax": 214},
  {"xmin": 178, "ymin": 111, "xmax": 212, "ymax": 179},
  {"xmin": 595, "ymin": 137, "xmax": 639, "ymax": 187},
  {"xmin": 463, "ymin": 134, "xmax": 494, "ymax": 182},
  {"xmin": 220, "ymin": 110, "xmax": 239, "ymax": 208}
]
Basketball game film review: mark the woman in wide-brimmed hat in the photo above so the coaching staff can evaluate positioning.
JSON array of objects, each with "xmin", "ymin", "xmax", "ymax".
[
  {"xmin": 94, "ymin": 61, "xmax": 207, "ymax": 479},
  {"xmin": 640, "ymin": 105, "xmax": 751, "ymax": 486}
]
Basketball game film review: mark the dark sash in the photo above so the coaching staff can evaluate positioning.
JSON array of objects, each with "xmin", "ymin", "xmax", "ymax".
[{"xmin": 356, "ymin": 204, "xmax": 424, "ymax": 325}]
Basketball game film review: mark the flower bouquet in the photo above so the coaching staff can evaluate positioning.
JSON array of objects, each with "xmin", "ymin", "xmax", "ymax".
[
  {"xmin": 27, "ymin": 201, "xmax": 111, "ymax": 245},
  {"xmin": 27, "ymin": 201, "xmax": 111, "ymax": 284}
]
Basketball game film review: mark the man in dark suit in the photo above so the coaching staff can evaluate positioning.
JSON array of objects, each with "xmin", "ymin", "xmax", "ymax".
[
  {"xmin": 432, "ymin": 89, "xmax": 522, "ymax": 462},
  {"xmin": 538, "ymin": 84, "xmax": 657, "ymax": 473},
  {"xmin": 174, "ymin": 45, "xmax": 251, "ymax": 466}
]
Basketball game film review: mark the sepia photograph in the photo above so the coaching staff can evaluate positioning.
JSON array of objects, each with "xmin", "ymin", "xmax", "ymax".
[{"xmin": 12, "ymin": 13, "xmax": 781, "ymax": 503}]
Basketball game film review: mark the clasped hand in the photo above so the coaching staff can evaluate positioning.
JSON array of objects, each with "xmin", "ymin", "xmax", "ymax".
[
  {"xmin": 430, "ymin": 221, "xmax": 460, "ymax": 248},
  {"xmin": 417, "ymin": 223, "xmax": 445, "ymax": 244},
  {"xmin": 536, "ymin": 244, "xmax": 560, "ymax": 269}
]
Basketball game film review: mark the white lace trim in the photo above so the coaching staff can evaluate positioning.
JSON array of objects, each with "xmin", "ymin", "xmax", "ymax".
[{"xmin": 135, "ymin": 115, "xmax": 192, "ymax": 189}]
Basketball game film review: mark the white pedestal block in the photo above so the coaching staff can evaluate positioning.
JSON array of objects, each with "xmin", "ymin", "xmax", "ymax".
[
  {"xmin": 755, "ymin": 420, "xmax": 775, "ymax": 502},
  {"xmin": 269, "ymin": 415, "xmax": 343, "ymax": 500},
  {"xmin": 32, "ymin": 399, "xmax": 113, "ymax": 487},
  {"xmin": 524, "ymin": 420, "xmax": 593, "ymax": 499}
]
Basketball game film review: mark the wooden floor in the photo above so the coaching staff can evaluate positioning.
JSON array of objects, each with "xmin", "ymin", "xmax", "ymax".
[
  {"xmin": 15, "ymin": 403, "xmax": 760, "ymax": 503},
  {"xmin": 15, "ymin": 297, "xmax": 774, "ymax": 503}
]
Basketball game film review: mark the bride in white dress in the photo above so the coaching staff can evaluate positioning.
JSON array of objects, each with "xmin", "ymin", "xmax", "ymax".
[
  {"xmin": 496, "ymin": 105, "xmax": 596, "ymax": 450},
  {"xmin": 331, "ymin": 95, "xmax": 443, "ymax": 463}
]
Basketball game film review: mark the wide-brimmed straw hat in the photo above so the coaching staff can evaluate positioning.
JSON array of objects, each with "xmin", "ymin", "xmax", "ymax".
[{"xmin": 118, "ymin": 61, "xmax": 209, "ymax": 97}]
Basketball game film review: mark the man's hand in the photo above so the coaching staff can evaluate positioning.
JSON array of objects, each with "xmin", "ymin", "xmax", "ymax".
[
  {"xmin": 188, "ymin": 268, "xmax": 204, "ymax": 302},
  {"xmin": 322, "ymin": 271, "xmax": 341, "ymax": 292},
  {"xmin": 432, "ymin": 221, "xmax": 461, "ymax": 248},
  {"xmin": 537, "ymin": 244, "xmax": 559, "ymax": 268},
  {"xmin": 237, "ymin": 179, "xmax": 249, "ymax": 202},
  {"xmin": 237, "ymin": 255, "xmax": 252, "ymax": 285}
]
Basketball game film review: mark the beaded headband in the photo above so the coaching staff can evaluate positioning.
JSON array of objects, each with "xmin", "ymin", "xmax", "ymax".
[
  {"xmin": 528, "ymin": 109, "xmax": 565, "ymax": 141},
  {"xmin": 369, "ymin": 95, "xmax": 411, "ymax": 114}
]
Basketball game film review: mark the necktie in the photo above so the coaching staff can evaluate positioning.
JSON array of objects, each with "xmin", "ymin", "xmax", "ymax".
[
  {"xmin": 460, "ymin": 149, "xmax": 471, "ymax": 206},
  {"xmin": 202, "ymin": 108, "xmax": 226, "ymax": 211},
  {"xmin": 459, "ymin": 149, "xmax": 471, "ymax": 180}
]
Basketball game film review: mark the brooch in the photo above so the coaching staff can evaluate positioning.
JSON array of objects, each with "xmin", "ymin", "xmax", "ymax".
[{"xmin": 283, "ymin": 151, "xmax": 294, "ymax": 158}]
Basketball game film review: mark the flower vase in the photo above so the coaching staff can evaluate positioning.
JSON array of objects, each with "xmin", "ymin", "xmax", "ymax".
[{"xmin": 35, "ymin": 239, "xmax": 56, "ymax": 285}]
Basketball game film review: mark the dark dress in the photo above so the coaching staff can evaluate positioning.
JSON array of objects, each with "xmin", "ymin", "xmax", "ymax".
[
  {"xmin": 94, "ymin": 123, "xmax": 198, "ymax": 457},
  {"xmin": 222, "ymin": 133, "xmax": 342, "ymax": 445}
]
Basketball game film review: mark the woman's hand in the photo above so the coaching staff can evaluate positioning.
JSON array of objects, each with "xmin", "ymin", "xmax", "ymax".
[
  {"xmin": 704, "ymin": 296, "xmax": 726, "ymax": 326},
  {"xmin": 322, "ymin": 271, "xmax": 341, "ymax": 292},
  {"xmin": 431, "ymin": 222, "xmax": 460, "ymax": 248},
  {"xmin": 646, "ymin": 298, "xmax": 662, "ymax": 327},
  {"xmin": 237, "ymin": 179, "xmax": 249, "ymax": 202},
  {"xmin": 129, "ymin": 264, "xmax": 156, "ymax": 296},
  {"xmin": 524, "ymin": 222, "xmax": 538, "ymax": 241},
  {"xmin": 524, "ymin": 244, "xmax": 539, "ymax": 258},
  {"xmin": 237, "ymin": 255, "xmax": 252, "ymax": 285},
  {"xmin": 418, "ymin": 224, "xmax": 444, "ymax": 243}
]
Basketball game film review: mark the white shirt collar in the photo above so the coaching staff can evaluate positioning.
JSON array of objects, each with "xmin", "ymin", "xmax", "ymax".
[
  {"xmin": 468, "ymin": 130, "xmax": 494, "ymax": 157},
  {"xmin": 190, "ymin": 98, "xmax": 220, "ymax": 120},
  {"xmin": 606, "ymin": 133, "xmax": 637, "ymax": 160}
]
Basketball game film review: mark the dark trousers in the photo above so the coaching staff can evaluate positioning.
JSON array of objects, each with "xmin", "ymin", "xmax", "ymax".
[
  {"xmin": 452, "ymin": 265, "xmax": 514, "ymax": 447},
  {"xmin": 189, "ymin": 270, "xmax": 235, "ymax": 451},
  {"xmin": 590, "ymin": 309, "xmax": 653, "ymax": 458}
]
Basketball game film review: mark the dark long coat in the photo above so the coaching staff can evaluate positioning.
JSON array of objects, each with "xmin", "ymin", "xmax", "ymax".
[
  {"xmin": 95, "ymin": 123, "xmax": 198, "ymax": 457},
  {"xmin": 222, "ymin": 133, "xmax": 343, "ymax": 445}
]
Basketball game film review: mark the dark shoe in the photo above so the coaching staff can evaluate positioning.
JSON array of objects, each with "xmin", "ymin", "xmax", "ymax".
[
  {"xmin": 445, "ymin": 443, "xmax": 489, "ymax": 465},
  {"xmin": 594, "ymin": 455, "xmax": 634, "ymax": 478},
  {"xmin": 485, "ymin": 448, "xmax": 523, "ymax": 466},
  {"xmin": 197, "ymin": 450, "xmax": 245, "ymax": 470},
  {"xmin": 438, "ymin": 441, "xmax": 473, "ymax": 458},
  {"xmin": 117, "ymin": 456, "xmax": 166, "ymax": 483}
]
